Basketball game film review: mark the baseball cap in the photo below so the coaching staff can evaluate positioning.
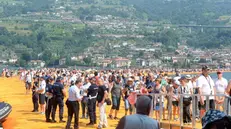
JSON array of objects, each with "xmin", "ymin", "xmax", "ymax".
[
  {"xmin": 178, "ymin": 76, "xmax": 187, "ymax": 81},
  {"xmin": 56, "ymin": 76, "xmax": 64, "ymax": 81},
  {"xmin": 202, "ymin": 65, "xmax": 210, "ymax": 70}
]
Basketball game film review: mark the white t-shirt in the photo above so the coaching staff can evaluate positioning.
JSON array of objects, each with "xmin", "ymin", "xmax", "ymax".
[
  {"xmin": 26, "ymin": 74, "xmax": 32, "ymax": 83},
  {"xmin": 186, "ymin": 81, "xmax": 193, "ymax": 91},
  {"xmin": 81, "ymin": 82, "xmax": 91, "ymax": 96},
  {"xmin": 39, "ymin": 80, "xmax": 46, "ymax": 94},
  {"xmin": 196, "ymin": 75, "xmax": 215, "ymax": 100},
  {"xmin": 215, "ymin": 77, "xmax": 228, "ymax": 94}
]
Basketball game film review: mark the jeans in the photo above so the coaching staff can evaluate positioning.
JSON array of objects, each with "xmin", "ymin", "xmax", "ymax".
[
  {"xmin": 66, "ymin": 101, "xmax": 79, "ymax": 129},
  {"xmin": 112, "ymin": 95, "xmax": 121, "ymax": 110},
  {"xmin": 81, "ymin": 96, "xmax": 88, "ymax": 117},
  {"xmin": 98, "ymin": 103, "xmax": 107, "ymax": 127}
]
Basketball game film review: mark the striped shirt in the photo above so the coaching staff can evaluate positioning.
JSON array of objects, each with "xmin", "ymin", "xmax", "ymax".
[{"xmin": 68, "ymin": 85, "xmax": 82, "ymax": 101}]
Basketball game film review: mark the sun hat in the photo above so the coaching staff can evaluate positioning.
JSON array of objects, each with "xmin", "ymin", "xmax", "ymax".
[{"xmin": 202, "ymin": 110, "xmax": 231, "ymax": 129}]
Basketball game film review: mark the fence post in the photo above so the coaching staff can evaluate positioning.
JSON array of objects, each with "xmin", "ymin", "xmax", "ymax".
[
  {"xmin": 159, "ymin": 94, "xmax": 163, "ymax": 121},
  {"xmin": 192, "ymin": 94, "xmax": 196, "ymax": 128},
  {"xmin": 180, "ymin": 94, "xmax": 183, "ymax": 127},
  {"xmin": 206, "ymin": 95, "xmax": 209, "ymax": 112}
]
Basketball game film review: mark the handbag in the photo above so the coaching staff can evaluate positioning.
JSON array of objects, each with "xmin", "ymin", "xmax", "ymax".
[{"xmin": 105, "ymin": 98, "xmax": 112, "ymax": 105}]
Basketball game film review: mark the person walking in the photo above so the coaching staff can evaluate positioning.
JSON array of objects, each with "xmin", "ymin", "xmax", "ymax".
[
  {"xmin": 123, "ymin": 78, "xmax": 135, "ymax": 116},
  {"xmin": 65, "ymin": 79, "xmax": 83, "ymax": 129},
  {"xmin": 25, "ymin": 72, "xmax": 32, "ymax": 94},
  {"xmin": 214, "ymin": 70, "xmax": 228, "ymax": 110},
  {"xmin": 51, "ymin": 77, "xmax": 66, "ymax": 123},
  {"xmin": 179, "ymin": 76, "xmax": 192, "ymax": 124},
  {"xmin": 197, "ymin": 66, "xmax": 216, "ymax": 118},
  {"xmin": 86, "ymin": 78, "xmax": 98, "ymax": 126},
  {"xmin": 109, "ymin": 76, "xmax": 124, "ymax": 120},
  {"xmin": 97, "ymin": 79, "xmax": 108, "ymax": 129}
]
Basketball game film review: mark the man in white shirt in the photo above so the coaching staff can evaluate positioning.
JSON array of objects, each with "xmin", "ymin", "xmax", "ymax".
[
  {"xmin": 197, "ymin": 65, "xmax": 216, "ymax": 118},
  {"xmin": 80, "ymin": 77, "xmax": 91, "ymax": 119},
  {"xmin": 25, "ymin": 72, "xmax": 32, "ymax": 94},
  {"xmin": 66, "ymin": 79, "xmax": 83, "ymax": 129},
  {"xmin": 37, "ymin": 76, "xmax": 46, "ymax": 114},
  {"xmin": 214, "ymin": 70, "xmax": 228, "ymax": 110}
]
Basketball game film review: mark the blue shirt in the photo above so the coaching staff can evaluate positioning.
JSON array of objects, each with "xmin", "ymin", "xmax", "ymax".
[{"xmin": 52, "ymin": 82, "xmax": 64, "ymax": 98}]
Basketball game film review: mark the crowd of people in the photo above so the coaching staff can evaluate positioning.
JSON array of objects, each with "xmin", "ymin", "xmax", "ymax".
[{"xmin": 17, "ymin": 65, "xmax": 231, "ymax": 129}]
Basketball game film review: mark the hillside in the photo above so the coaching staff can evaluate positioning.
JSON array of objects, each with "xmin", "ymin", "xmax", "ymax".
[{"xmin": 0, "ymin": 0, "xmax": 231, "ymax": 67}]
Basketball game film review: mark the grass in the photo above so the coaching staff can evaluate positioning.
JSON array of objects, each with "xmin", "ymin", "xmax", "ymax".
[{"xmin": 0, "ymin": 22, "xmax": 32, "ymax": 35}]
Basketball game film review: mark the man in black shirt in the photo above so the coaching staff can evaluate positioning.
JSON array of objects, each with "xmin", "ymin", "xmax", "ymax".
[
  {"xmin": 87, "ymin": 78, "xmax": 98, "ymax": 126},
  {"xmin": 97, "ymin": 79, "xmax": 108, "ymax": 129},
  {"xmin": 45, "ymin": 77, "xmax": 54, "ymax": 122},
  {"xmin": 32, "ymin": 76, "xmax": 39, "ymax": 112},
  {"xmin": 51, "ymin": 77, "xmax": 66, "ymax": 123}
]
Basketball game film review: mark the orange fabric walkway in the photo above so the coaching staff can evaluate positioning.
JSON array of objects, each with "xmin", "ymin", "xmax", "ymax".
[{"xmin": 0, "ymin": 77, "xmax": 202, "ymax": 129}]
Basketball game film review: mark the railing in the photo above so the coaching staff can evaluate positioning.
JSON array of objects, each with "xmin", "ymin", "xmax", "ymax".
[{"xmin": 134, "ymin": 93, "xmax": 231, "ymax": 129}]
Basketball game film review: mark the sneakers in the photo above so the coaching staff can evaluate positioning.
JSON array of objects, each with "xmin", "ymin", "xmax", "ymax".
[
  {"xmin": 40, "ymin": 112, "xmax": 45, "ymax": 115},
  {"xmin": 32, "ymin": 110, "xmax": 38, "ymax": 112},
  {"xmin": 46, "ymin": 119, "xmax": 52, "ymax": 123},
  {"xmin": 109, "ymin": 115, "xmax": 113, "ymax": 119},
  {"xmin": 114, "ymin": 117, "xmax": 119, "ymax": 120},
  {"xmin": 97, "ymin": 126, "xmax": 102, "ymax": 129},
  {"xmin": 97, "ymin": 125, "xmax": 107, "ymax": 129},
  {"xmin": 174, "ymin": 118, "xmax": 179, "ymax": 121},
  {"xmin": 86, "ymin": 123, "xmax": 94, "ymax": 126},
  {"xmin": 59, "ymin": 120, "xmax": 66, "ymax": 123},
  {"xmin": 51, "ymin": 120, "xmax": 57, "ymax": 123}
]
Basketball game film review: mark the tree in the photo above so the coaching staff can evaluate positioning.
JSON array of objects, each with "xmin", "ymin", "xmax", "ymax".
[
  {"xmin": 18, "ymin": 59, "xmax": 26, "ymax": 67},
  {"xmin": 83, "ymin": 57, "xmax": 92, "ymax": 65},
  {"xmin": 21, "ymin": 52, "xmax": 31, "ymax": 62}
]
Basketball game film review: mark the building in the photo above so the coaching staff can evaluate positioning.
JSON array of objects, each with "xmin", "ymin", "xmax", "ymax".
[
  {"xmin": 59, "ymin": 58, "xmax": 66, "ymax": 65},
  {"xmin": 147, "ymin": 59, "xmax": 162, "ymax": 67},
  {"xmin": 112, "ymin": 57, "xmax": 131, "ymax": 68},
  {"xmin": 8, "ymin": 58, "xmax": 18, "ymax": 64},
  {"xmin": 28, "ymin": 60, "xmax": 46, "ymax": 68}
]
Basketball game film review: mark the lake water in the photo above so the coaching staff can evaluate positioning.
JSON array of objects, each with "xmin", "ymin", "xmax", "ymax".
[{"xmin": 210, "ymin": 72, "xmax": 231, "ymax": 81}]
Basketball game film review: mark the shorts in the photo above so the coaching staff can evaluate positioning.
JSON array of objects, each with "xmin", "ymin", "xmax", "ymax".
[
  {"xmin": 155, "ymin": 103, "xmax": 164, "ymax": 110},
  {"xmin": 26, "ymin": 82, "xmax": 32, "ymax": 89},
  {"xmin": 172, "ymin": 101, "xmax": 179, "ymax": 107},
  {"xmin": 112, "ymin": 95, "xmax": 121, "ymax": 110},
  {"xmin": 39, "ymin": 94, "xmax": 45, "ymax": 104},
  {"xmin": 198, "ymin": 99, "xmax": 215, "ymax": 110}
]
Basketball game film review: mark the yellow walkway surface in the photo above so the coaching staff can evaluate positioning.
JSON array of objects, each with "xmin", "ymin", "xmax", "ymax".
[
  {"xmin": 0, "ymin": 77, "xmax": 202, "ymax": 129},
  {"xmin": 0, "ymin": 77, "xmax": 124, "ymax": 129}
]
